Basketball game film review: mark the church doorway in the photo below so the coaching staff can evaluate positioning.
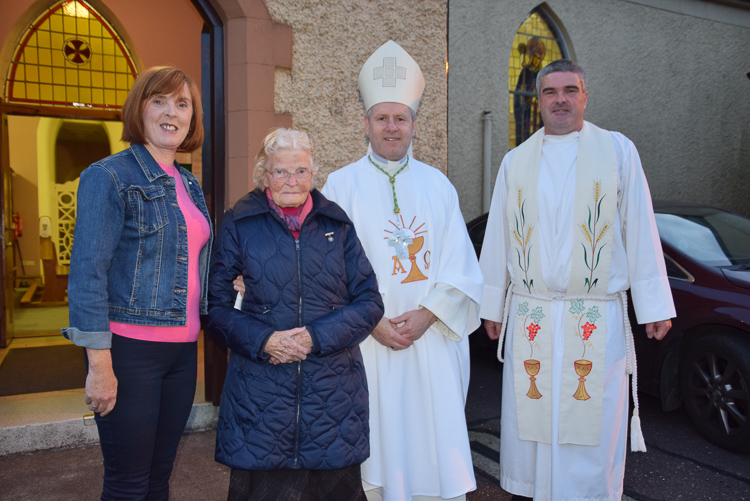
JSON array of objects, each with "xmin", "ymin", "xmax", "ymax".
[
  {"xmin": 0, "ymin": 0, "xmax": 137, "ymax": 349},
  {"xmin": 7, "ymin": 116, "xmax": 121, "ymax": 342},
  {"xmin": 0, "ymin": 0, "xmax": 226, "ymax": 403}
]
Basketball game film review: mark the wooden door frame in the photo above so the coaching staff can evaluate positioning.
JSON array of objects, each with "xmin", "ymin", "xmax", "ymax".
[
  {"xmin": 191, "ymin": 0, "xmax": 227, "ymax": 406},
  {"xmin": 0, "ymin": 103, "xmax": 9, "ymax": 349}
]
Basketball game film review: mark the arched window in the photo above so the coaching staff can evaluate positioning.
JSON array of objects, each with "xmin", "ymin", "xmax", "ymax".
[
  {"xmin": 4, "ymin": 0, "xmax": 137, "ymax": 110},
  {"xmin": 508, "ymin": 8, "xmax": 568, "ymax": 149}
]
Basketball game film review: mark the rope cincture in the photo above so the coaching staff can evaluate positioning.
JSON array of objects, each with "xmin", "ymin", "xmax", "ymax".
[
  {"xmin": 619, "ymin": 290, "xmax": 647, "ymax": 452},
  {"xmin": 368, "ymin": 155, "xmax": 408, "ymax": 214},
  {"xmin": 496, "ymin": 283, "xmax": 514, "ymax": 363}
]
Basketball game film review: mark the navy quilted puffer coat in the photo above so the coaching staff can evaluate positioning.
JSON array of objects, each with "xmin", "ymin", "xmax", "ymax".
[{"xmin": 205, "ymin": 188, "xmax": 383, "ymax": 471}]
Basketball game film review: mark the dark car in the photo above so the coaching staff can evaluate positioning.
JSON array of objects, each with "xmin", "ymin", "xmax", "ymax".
[{"xmin": 466, "ymin": 202, "xmax": 750, "ymax": 452}]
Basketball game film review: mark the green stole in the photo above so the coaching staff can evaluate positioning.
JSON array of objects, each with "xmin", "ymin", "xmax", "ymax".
[{"xmin": 506, "ymin": 122, "xmax": 618, "ymax": 446}]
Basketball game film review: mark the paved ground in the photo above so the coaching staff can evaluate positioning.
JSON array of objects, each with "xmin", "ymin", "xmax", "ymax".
[
  {"xmin": 0, "ymin": 427, "xmax": 512, "ymax": 500},
  {"xmin": 0, "ymin": 339, "xmax": 650, "ymax": 501},
  {"xmin": 0, "ymin": 429, "xmax": 230, "ymax": 500},
  {"xmin": 0, "ymin": 339, "xmax": 512, "ymax": 501}
]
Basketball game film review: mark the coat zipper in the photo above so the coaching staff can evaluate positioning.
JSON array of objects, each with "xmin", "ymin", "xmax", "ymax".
[
  {"xmin": 293, "ymin": 238, "xmax": 302, "ymax": 467},
  {"xmin": 272, "ymin": 210, "xmax": 312, "ymax": 469}
]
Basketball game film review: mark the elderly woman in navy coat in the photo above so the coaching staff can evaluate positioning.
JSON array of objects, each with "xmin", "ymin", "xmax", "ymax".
[{"xmin": 205, "ymin": 128, "xmax": 383, "ymax": 501}]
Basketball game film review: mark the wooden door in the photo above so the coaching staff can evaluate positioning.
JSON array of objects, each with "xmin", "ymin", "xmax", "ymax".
[{"xmin": 0, "ymin": 105, "xmax": 14, "ymax": 348}]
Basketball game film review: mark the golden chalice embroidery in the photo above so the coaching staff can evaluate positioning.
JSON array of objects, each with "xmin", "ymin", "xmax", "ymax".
[
  {"xmin": 517, "ymin": 301, "xmax": 545, "ymax": 399},
  {"xmin": 385, "ymin": 215, "xmax": 428, "ymax": 284},
  {"xmin": 569, "ymin": 300, "xmax": 600, "ymax": 401}
]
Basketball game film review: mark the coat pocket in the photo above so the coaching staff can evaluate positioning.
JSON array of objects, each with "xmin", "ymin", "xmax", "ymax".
[{"xmin": 129, "ymin": 186, "xmax": 169, "ymax": 233}]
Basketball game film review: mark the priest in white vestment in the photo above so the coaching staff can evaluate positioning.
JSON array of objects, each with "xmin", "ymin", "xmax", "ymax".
[
  {"xmin": 322, "ymin": 40, "xmax": 483, "ymax": 501},
  {"xmin": 479, "ymin": 60, "xmax": 676, "ymax": 501}
]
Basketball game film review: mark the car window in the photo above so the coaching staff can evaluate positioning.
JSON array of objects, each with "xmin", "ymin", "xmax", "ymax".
[
  {"xmin": 655, "ymin": 209, "xmax": 750, "ymax": 268},
  {"xmin": 664, "ymin": 254, "xmax": 692, "ymax": 281},
  {"xmin": 468, "ymin": 219, "xmax": 487, "ymax": 247}
]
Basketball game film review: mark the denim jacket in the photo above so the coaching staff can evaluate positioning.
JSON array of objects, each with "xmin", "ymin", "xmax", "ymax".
[{"xmin": 62, "ymin": 143, "xmax": 213, "ymax": 349}]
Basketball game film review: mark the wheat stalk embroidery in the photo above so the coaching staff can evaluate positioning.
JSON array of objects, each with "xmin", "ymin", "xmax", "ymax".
[
  {"xmin": 580, "ymin": 181, "xmax": 610, "ymax": 293},
  {"xmin": 513, "ymin": 188, "xmax": 535, "ymax": 293}
]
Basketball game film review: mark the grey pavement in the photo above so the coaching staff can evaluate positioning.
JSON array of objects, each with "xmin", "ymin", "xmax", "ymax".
[
  {"xmin": 0, "ymin": 426, "xmax": 512, "ymax": 501},
  {"xmin": 0, "ymin": 424, "xmax": 638, "ymax": 500},
  {"xmin": 0, "ymin": 428, "xmax": 230, "ymax": 501},
  {"xmin": 0, "ymin": 338, "xmax": 645, "ymax": 500}
]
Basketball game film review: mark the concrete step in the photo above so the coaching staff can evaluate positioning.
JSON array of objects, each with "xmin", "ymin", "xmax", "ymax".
[{"xmin": 0, "ymin": 384, "xmax": 218, "ymax": 456}]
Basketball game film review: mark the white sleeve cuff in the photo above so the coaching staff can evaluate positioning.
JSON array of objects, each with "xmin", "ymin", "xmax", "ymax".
[{"xmin": 630, "ymin": 276, "xmax": 676, "ymax": 324}]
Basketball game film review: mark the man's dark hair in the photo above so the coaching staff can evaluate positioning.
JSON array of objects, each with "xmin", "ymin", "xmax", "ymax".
[{"xmin": 536, "ymin": 59, "xmax": 587, "ymax": 95}]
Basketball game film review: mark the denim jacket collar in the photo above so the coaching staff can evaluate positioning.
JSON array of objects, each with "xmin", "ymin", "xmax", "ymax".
[{"xmin": 130, "ymin": 143, "xmax": 173, "ymax": 182}]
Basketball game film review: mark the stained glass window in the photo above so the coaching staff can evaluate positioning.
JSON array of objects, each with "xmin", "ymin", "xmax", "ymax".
[
  {"xmin": 5, "ymin": 0, "xmax": 137, "ymax": 109},
  {"xmin": 508, "ymin": 10, "xmax": 567, "ymax": 149}
]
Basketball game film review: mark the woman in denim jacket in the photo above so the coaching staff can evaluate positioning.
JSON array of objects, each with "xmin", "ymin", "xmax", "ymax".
[{"xmin": 62, "ymin": 67, "xmax": 212, "ymax": 500}]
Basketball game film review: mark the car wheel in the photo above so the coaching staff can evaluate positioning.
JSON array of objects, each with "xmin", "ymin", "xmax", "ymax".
[{"xmin": 679, "ymin": 334, "xmax": 750, "ymax": 451}]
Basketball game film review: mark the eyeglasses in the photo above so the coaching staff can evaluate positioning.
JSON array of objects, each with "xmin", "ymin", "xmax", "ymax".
[{"xmin": 268, "ymin": 168, "xmax": 313, "ymax": 182}]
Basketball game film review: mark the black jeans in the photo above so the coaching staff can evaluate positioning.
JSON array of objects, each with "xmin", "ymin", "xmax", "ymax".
[{"xmin": 92, "ymin": 334, "xmax": 197, "ymax": 501}]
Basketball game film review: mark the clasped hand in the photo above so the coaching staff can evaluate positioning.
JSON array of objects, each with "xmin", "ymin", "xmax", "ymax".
[
  {"xmin": 264, "ymin": 327, "xmax": 313, "ymax": 364},
  {"xmin": 371, "ymin": 308, "xmax": 436, "ymax": 351}
]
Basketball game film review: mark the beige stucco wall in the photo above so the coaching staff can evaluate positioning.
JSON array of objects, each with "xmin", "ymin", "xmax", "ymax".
[
  {"xmin": 449, "ymin": 0, "xmax": 750, "ymax": 220},
  {"xmin": 265, "ymin": 0, "xmax": 448, "ymax": 183}
]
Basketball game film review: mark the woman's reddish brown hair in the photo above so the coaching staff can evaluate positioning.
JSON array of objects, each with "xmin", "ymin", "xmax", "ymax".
[{"xmin": 121, "ymin": 67, "xmax": 204, "ymax": 152}]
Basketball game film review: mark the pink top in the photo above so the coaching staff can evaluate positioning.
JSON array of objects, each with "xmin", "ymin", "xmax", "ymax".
[{"xmin": 110, "ymin": 162, "xmax": 210, "ymax": 343}]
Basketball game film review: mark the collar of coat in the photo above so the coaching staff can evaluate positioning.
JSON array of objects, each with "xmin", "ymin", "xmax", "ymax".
[{"xmin": 230, "ymin": 188, "xmax": 354, "ymax": 227}]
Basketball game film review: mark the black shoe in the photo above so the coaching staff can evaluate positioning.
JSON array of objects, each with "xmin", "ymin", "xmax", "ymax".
[{"xmin": 510, "ymin": 496, "xmax": 533, "ymax": 501}]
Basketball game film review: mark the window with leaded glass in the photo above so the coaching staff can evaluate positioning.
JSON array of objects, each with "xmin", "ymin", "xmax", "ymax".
[
  {"xmin": 508, "ymin": 9, "xmax": 568, "ymax": 149},
  {"xmin": 5, "ymin": 0, "xmax": 137, "ymax": 110}
]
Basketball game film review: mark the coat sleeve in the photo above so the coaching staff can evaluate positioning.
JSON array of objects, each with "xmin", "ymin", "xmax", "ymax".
[
  {"xmin": 204, "ymin": 210, "xmax": 276, "ymax": 362},
  {"xmin": 306, "ymin": 223, "xmax": 384, "ymax": 356},
  {"xmin": 63, "ymin": 165, "xmax": 124, "ymax": 349}
]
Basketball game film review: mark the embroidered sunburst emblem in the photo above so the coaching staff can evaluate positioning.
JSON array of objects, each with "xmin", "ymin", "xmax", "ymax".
[{"xmin": 383, "ymin": 215, "xmax": 429, "ymax": 283}]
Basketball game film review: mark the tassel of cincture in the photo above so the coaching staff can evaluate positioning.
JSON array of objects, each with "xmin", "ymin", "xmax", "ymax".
[
  {"xmin": 620, "ymin": 291, "xmax": 648, "ymax": 453},
  {"xmin": 630, "ymin": 408, "xmax": 647, "ymax": 452}
]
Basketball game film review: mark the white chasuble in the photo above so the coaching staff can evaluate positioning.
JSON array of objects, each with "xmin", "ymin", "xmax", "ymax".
[{"xmin": 322, "ymin": 151, "xmax": 483, "ymax": 501}]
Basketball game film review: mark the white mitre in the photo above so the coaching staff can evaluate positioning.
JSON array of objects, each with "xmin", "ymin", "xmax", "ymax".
[{"xmin": 358, "ymin": 40, "xmax": 425, "ymax": 114}]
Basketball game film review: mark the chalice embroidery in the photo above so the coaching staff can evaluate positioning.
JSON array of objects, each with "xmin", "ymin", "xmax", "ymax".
[
  {"xmin": 569, "ymin": 300, "xmax": 601, "ymax": 401},
  {"xmin": 384, "ymin": 215, "xmax": 428, "ymax": 284},
  {"xmin": 517, "ymin": 301, "xmax": 545, "ymax": 399}
]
